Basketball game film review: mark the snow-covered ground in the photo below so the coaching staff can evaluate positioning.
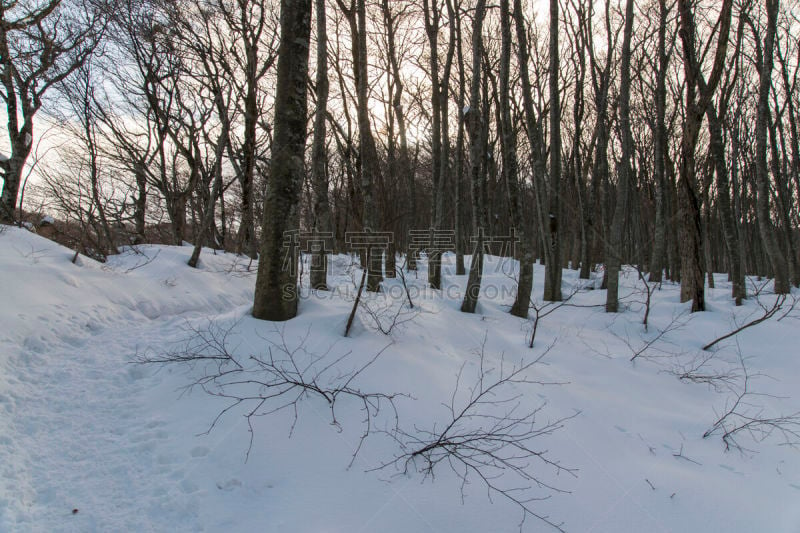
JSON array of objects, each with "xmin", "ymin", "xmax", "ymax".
[{"xmin": 1, "ymin": 225, "xmax": 798, "ymax": 532}]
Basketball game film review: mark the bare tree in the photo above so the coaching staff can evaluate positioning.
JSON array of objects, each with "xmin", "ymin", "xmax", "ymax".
[
  {"xmin": 460, "ymin": 0, "xmax": 487, "ymax": 314},
  {"xmin": 310, "ymin": 0, "xmax": 332, "ymax": 290},
  {"xmin": 0, "ymin": 0, "xmax": 103, "ymax": 223},
  {"xmin": 336, "ymin": 0, "xmax": 384, "ymax": 292},
  {"xmin": 216, "ymin": 0, "xmax": 279, "ymax": 258},
  {"xmin": 675, "ymin": 0, "xmax": 733, "ymax": 311},
  {"xmin": 605, "ymin": 0, "xmax": 634, "ymax": 313},
  {"xmin": 646, "ymin": 0, "xmax": 672, "ymax": 287},
  {"xmin": 750, "ymin": 0, "xmax": 790, "ymax": 294},
  {"xmin": 499, "ymin": 0, "xmax": 531, "ymax": 319},
  {"xmin": 543, "ymin": 0, "xmax": 563, "ymax": 302}
]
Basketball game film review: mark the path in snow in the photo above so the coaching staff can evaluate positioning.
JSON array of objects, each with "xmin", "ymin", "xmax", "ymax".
[{"xmin": 2, "ymin": 310, "xmax": 212, "ymax": 532}]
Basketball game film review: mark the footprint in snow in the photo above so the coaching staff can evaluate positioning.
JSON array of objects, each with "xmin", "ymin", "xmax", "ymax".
[
  {"xmin": 23, "ymin": 335, "xmax": 47, "ymax": 353},
  {"xmin": 789, "ymin": 484, "xmax": 800, "ymax": 491},
  {"xmin": 125, "ymin": 365, "xmax": 149, "ymax": 382},
  {"xmin": 157, "ymin": 454, "xmax": 177, "ymax": 465},
  {"xmin": 216, "ymin": 479, "xmax": 242, "ymax": 492},
  {"xmin": 62, "ymin": 335, "xmax": 86, "ymax": 348},
  {"xmin": 180, "ymin": 479, "xmax": 199, "ymax": 494},
  {"xmin": 190, "ymin": 446, "xmax": 210, "ymax": 458}
]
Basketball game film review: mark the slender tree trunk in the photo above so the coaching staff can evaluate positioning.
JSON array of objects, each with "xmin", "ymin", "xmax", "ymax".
[
  {"xmin": 778, "ymin": 44, "xmax": 800, "ymax": 286},
  {"xmin": 340, "ymin": 0, "xmax": 384, "ymax": 292},
  {"xmin": 460, "ymin": 0, "xmax": 487, "ymax": 314},
  {"xmin": 133, "ymin": 165, "xmax": 147, "ymax": 244},
  {"xmin": 423, "ymin": 0, "xmax": 453, "ymax": 290},
  {"xmin": 649, "ymin": 0, "xmax": 669, "ymax": 284},
  {"xmin": 498, "ymin": 0, "xmax": 530, "ymax": 318},
  {"xmin": 543, "ymin": 0, "xmax": 562, "ymax": 302},
  {"xmin": 188, "ymin": 135, "xmax": 227, "ymax": 268},
  {"xmin": 706, "ymin": 103, "xmax": 745, "ymax": 304},
  {"xmin": 605, "ymin": 0, "xmax": 634, "ymax": 313},
  {"xmin": 754, "ymin": 0, "xmax": 789, "ymax": 294},
  {"xmin": 238, "ymin": 29, "xmax": 260, "ymax": 259},
  {"xmin": 768, "ymin": 111, "xmax": 799, "ymax": 287},
  {"xmin": 453, "ymin": 0, "xmax": 466, "ymax": 276},
  {"xmin": 513, "ymin": 0, "xmax": 548, "ymax": 289},
  {"xmin": 310, "ymin": 0, "xmax": 331, "ymax": 290}
]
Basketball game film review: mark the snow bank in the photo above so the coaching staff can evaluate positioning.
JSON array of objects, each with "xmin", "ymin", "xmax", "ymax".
[{"xmin": 0, "ymin": 227, "xmax": 798, "ymax": 532}]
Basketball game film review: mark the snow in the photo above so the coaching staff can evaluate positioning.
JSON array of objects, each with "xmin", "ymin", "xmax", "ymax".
[
  {"xmin": 0, "ymin": 152, "xmax": 8, "ymax": 162},
  {"xmin": 1, "ymin": 226, "xmax": 799, "ymax": 532}
]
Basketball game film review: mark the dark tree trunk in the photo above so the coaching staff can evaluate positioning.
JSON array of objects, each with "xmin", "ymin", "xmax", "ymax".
[
  {"xmin": 453, "ymin": 0, "xmax": 466, "ymax": 276},
  {"xmin": 753, "ymin": 0, "xmax": 789, "ymax": 294},
  {"xmin": 649, "ymin": 0, "xmax": 669, "ymax": 284},
  {"xmin": 310, "ymin": 0, "xmax": 331, "ymax": 290},
  {"xmin": 461, "ymin": 0, "xmax": 487, "ymax": 314},
  {"xmin": 498, "ymin": 0, "xmax": 530, "ymax": 318},
  {"xmin": 338, "ymin": 0, "xmax": 384, "ymax": 292},
  {"xmin": 606, "ymin": 0, "xmax": 634, "ymax": 313},
  {"xmin": 543, "ymin": 0, "xmax": 562, "ymax": 302},
  {"xmin": 252, "ymin": 0, "xmax": 312, "ymax": 321},
  {"xmin": 676, "ymin": 0, "xmax": 733, "ymax": 312},
  {"xmin": 707, "ymin": 102, "xmax": 745, "ymax": 304}
]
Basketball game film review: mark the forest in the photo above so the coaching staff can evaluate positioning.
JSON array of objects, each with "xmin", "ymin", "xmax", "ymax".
[{"xmin": 2, "ymin": 0, "xmax": 799, "ymax": 318}]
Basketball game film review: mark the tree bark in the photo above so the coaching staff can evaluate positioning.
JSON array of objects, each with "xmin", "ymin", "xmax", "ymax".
[{"xmin": 252, "ymin": 0, "xmax": 312, "ymax": 321}]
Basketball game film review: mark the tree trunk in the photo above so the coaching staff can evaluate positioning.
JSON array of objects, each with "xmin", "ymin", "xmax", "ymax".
[
  {"xmin": 676, "ymin": 0, "xmax": 733, "ymax": 311},
  {"xmin": 460, "ymin": 0, "xmax": 487, "ymax": 314},
  {"xmin": 310, "ymin": 0, "xmax": 331, "ymax": 290},
  {"xmin": 498, "ymin": 0, "xmax": 530, "ymax": 318},
  {"xmin": 605, "ymin": 0, "xmax": 634, "ymax": 313},
  {"xmin": 543, "ymin": 0, "xmax": 562, "ymax": 302},
  {"xmin": 252, "ymin": 0, "xmax": 312, "ymax": 321},
  {"xmin": 648, "ymin": 0, "xmax": 669, "ymax": 284},
  {"xmin": 706, "ymin": 103, "xmax": 745, "ymax": 304},
  {"xmin": 339, "ymin": 0, "xmax": 384, "ymax": 292},
  {"xmin": 453, "ymin": 0, "xmax": 466, "ymax": 276},
  {"xmin": 753, "ymin": 0, "xmax": 789, "ymax": 294}
]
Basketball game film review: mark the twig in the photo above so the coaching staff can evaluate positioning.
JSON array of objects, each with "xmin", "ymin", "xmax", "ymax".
[
  {"xmin": 703, "ymin": 294, "xmax": 786, "ymax": 351},
  {"xmin": 345, "ymin": 267, "xmax": 367, "ymax": 337},
  {"xmin": 136, "ymin": 319, "xmax": 404, "ymax": 461}
]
